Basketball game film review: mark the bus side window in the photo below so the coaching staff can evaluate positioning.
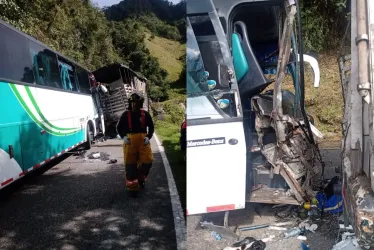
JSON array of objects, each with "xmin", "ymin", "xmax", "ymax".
[
  {"xmin": 28, "ymin": 43, "xmax": 62, "ymax": 89},
  {"xmin": 76, "ymin": 67, "xmax": 90, "ymax": 94},
  {"xmin": 0, "ymin": 24, "xmax": 35, "ymax": 84},
  {"xmin": 57, "ymin": 58, "xmax": 79, "ymax": 92}
]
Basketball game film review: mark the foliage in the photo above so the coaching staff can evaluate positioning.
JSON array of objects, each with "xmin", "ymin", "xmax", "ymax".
[
  {"xmin": 0, "ymin": 0, "xmax": 173, "ymax": 92},
  {"xmin": 300, "ymin": 0, "xmax": 349, "ymax": 52},
  {"xmin": 103, "ymin": 0, "xmax": 185, "ymax": 42}
]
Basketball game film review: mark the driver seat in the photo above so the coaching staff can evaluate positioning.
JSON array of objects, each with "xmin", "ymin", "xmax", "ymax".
[{"xmin": 232, "ymin": 21, "xmax": 272, "ymax": 98}]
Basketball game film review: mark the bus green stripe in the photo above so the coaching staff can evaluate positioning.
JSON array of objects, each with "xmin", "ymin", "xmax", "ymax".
[
  {"xmin": 9, "ymin": 84, "xmax": 80, "ymax": 136},
  {"xmin": 24, "ymin": 86, "xmax": 78, "ymax": 131}
]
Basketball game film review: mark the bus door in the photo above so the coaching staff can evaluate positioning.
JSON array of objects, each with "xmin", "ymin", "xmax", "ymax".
[{"xmin": 186, "ymin": 0, "xmax": 247, "ymax": 215}]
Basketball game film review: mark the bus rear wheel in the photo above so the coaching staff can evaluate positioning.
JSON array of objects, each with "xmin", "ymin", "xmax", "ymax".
[{"xmin": 84, "ymin": 124, "xmax": 93, "ymax": 150}]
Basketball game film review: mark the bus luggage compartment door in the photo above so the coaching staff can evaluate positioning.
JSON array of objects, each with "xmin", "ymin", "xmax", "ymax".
[{"xmin": 187, "ymin": 121, "xmax": 247, "ymax": 215}]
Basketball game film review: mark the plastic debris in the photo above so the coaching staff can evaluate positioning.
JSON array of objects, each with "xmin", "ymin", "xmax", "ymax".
[
  {"xmin": 239, "ymin": 224, "xmax": 269, "ymax": 231},
  {"xmin": 261, "ymin": 235, "xmax": 275, "ymax": 243},
  {"xmin": 92, "ymin": 153, "xmax": 100, "ymax": 158},
  {"xmin": 268, "ymin": 226, "xmax": 288, "ymax": 231},
  {"xmin": 307, "ymin": 224, "xmax": 318, "ymax": 233},
  {"xmin": 331, "ymin": 237, "xmax": 361, "ymax": 250},
  {"xmin": 87, "ymin": 152, "xmax": 111, "ymax": 161},
  {"xmin": 284, "ymin": 227, "xmax": 305, "ymax": 239},
  {"xmin": 224, "ymin": 237, "xmax": 266, "ymax": 250},
  {"xmin": 301, "ymin": 242, "xmax": 310, "ymax": 250},
  {"xmin": 273, "ymin": 221, "xmax": 295, "ymax": 227},
  {"xmin": 297, "ymin": 235, "xmax": 307, "ymax": 241},
  {"xmin": 211, "ymin": 231, "xmax": 222, "ymax": 240}
]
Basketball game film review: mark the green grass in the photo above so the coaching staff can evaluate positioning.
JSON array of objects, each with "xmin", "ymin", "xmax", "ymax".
[
  {"xmin": 144, "ymin": 33, "xmax": 185, "ymax": 83},
  {"xmin": 145, "ymin": 33, "xmax": 186, "ymax": 214},
  {"xmin": 154, "ymin": 119, "xmax": 186, "ymax": 214},
  {"xmin": 276, "ymin": 53, "xmax": 343, "ymax": 143}
]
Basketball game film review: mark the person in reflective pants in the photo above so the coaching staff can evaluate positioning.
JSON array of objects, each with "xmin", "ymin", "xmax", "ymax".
[{"xmin": 116, "ymin": 92, "xmax": 154, "ymax": 197}]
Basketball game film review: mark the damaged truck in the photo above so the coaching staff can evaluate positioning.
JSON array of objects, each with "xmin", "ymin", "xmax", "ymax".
[
  {"xmin": 92, "ymin": 63, "xmax": 149, "ymax": 138},
  {"xmin": 187, "ymin": 0, "xmax": 374, "ymax": 248}
]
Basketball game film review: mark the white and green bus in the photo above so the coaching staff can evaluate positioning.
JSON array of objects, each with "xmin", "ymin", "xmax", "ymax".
[{"xmin": 0, "ymin": 18, "xmax": 105, "ymax": 189}]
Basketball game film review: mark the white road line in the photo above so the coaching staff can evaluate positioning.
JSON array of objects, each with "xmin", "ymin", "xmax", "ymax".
[{"xmin": 153, "ymin": 133, "xmax": 186, "ymax": 250}]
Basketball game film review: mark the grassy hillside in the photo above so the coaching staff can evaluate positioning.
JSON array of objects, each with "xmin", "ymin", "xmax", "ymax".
[
  {"xmin": 278, "ymin": 53, "xmax": 343, "ymax": 143},
  {"xmin": 145, "ymin": 34, "xmax": 186, "ymax": 213},
  {"xmin": 145, "ymin": 33, "xmax": 185, "ymax": 83}
]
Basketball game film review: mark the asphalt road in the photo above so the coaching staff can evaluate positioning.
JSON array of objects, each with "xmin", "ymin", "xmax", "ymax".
[
  {"xmin": 187, "ymin": 148, "xmax": 343, "ymax": 250},
  {"xmin": 0, "ymin": 139, "xmax": 177, "ymax": 250}
]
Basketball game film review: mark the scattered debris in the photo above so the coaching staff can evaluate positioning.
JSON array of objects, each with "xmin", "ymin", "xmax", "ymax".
[
  {"xmin": 261, "ymin": 235, "xmax": 275, "ymax": 243},
  {"xmin": 211, "ymin": 231, "xmax": 222, "ymax": 240},
  {"xmin": 297, "ymin": 235, "xmax": 307, "ymax": 241},
  {"xmin": 332, "ymin": 236, "xmax": 361, "ymax": 250},
  {"xmin": 268, "ymin": 226, "xmax": 288, "ymax": 231},
  {"xmin": 109, "ymin": 159, "xmax": 117, "ymax": 164},
  {"xmin": 223, "ymin": 237, "xmax": 266, "ymax": 250},
  {"xmin": 273, "ymin": 221, "xmax": 295, "ymax": 227},
  {"xmin": 307, "ymin": 224, "xmax": 318, "ymax": 233},
  {"xmin": 87, "ymin": 152, "xmax": 111, "ymax": 161},
  {"xmin": 92, "ymin": 153, "xmax": 101, "ymax": 159},
  {"xmin": 284, "ymin": 227, "xmax": 305, "ymax": 239},
  {"xmin": 298, "ymin": 222, "xmax": 318, "ymax": 233},
  {"xmin": 74, "ymin": 150, "xmax": 87, "ymax": 159},
  {"xmin": 200, "ymin": 221, "xmax": 238, "ymax": 240},
  {"xmin": 239, "ymin": 224, "xmax": 270, "ymax": 231},
  {"xmin": 301, "ymin": 242, "xmax": 310, "ymax": 250}
]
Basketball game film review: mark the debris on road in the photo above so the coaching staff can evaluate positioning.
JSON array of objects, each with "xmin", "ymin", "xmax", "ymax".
[
  {"xmin": 261, "ymin": 235, "xmax": 275, "ymax": 243},
  {"xmin": 297, "ymin": 235, "xmax": 307, "ymax": 241},
  {"xmin": 239, "ymin": 224, "xmax": 270, "ymax": 231},
  {"xmin": 223, "ymin": 237, "xmax": 266, "ymax": 250},
  {"xmin": 73, "ymin": 150, "xmax": 87, "ymax": 159},
  {"xmin": 200, "ymin": 221, "xmax": 239, "ymax": 240},
  {"xmin": 109, "ymin": 159, "xmax": 118, "ymax": 164},
  {"xmin": 211, "ymin": 231, "xmax": 222, "ymax": 240},
  {"xmin": 92, "ymin": 153, "xmax": 101, "ymax": 159},
  {"xmin": 284, "ymin": 227, "xmax": 306, "ymax": 238},
  {"xmin": 87, "ymin": 152, "xmax": 111, "ymax": 161},
  {"xmin": 332, "ymin": 236, "xmax": 361, "ymax": 250},
  {"xmin": 268, "ymin": 226, "xmax": 288, "ymax": 231},
  {"xmin": 301, "ymin": 242, "xmax": 310, "ymax": 250}
]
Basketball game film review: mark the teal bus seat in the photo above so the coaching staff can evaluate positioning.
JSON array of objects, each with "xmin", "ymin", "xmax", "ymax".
[
  {"xmin": 232, "ymin": 21, "xmax": 271, "ymax": 99},
  {"xmin": 232, "ymin": 33, "xmax": 249, "ymax": 82}
]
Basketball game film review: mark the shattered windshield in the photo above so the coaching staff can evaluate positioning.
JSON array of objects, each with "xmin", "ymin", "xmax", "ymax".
[{"xmin": 187, "ymin": 18, "xmax": 238, "ymax": 120}]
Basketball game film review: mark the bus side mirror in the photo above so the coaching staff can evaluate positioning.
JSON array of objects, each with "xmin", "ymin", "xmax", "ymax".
[{"xmin": 297, "ymin": 54, "xmax": 320, "ymax": 88}]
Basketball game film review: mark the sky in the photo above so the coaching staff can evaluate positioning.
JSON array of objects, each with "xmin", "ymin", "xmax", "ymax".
[{"xmin": 95, "ymin": 0, "xmax": 181, "ymax": 8}]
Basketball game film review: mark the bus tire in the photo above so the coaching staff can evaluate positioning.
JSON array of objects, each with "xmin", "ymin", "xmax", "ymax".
[{"xmin": 84, "ymin": 124, "xmax": 92, "ymax": 150}]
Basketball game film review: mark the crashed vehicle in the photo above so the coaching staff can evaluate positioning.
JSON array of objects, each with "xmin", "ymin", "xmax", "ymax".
[
  {"xmin": 187, "ymin": 0, "xmax": 324, "ymax": 216},
  {"xmin": 92, "ymin": 63, "xmax": 149, "ymax": 138},
  {"xmin": 338, "ymin": 0, "xmax": 374, "ymax": 248}
]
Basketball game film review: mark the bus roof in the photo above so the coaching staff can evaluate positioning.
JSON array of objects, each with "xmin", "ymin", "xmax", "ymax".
[{"xmin": 0, "ymin": 18, "xmax": 92, "ymax": 73}]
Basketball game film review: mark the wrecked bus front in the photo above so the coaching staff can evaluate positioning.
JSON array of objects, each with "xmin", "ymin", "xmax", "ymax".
[{"xmin": 187, "ymin": 0, "xmax": 324, "ymax": 216}]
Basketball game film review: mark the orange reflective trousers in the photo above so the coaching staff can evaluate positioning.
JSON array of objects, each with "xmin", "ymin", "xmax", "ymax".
[{"xmin": 123, "ymin": 133, "xmax": 153, "ymax": 191}]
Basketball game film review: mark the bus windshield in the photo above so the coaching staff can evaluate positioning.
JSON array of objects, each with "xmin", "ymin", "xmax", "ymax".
[{"xmin": 187, "ymin": 18, "xmax": 239, "ymax": 120}]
